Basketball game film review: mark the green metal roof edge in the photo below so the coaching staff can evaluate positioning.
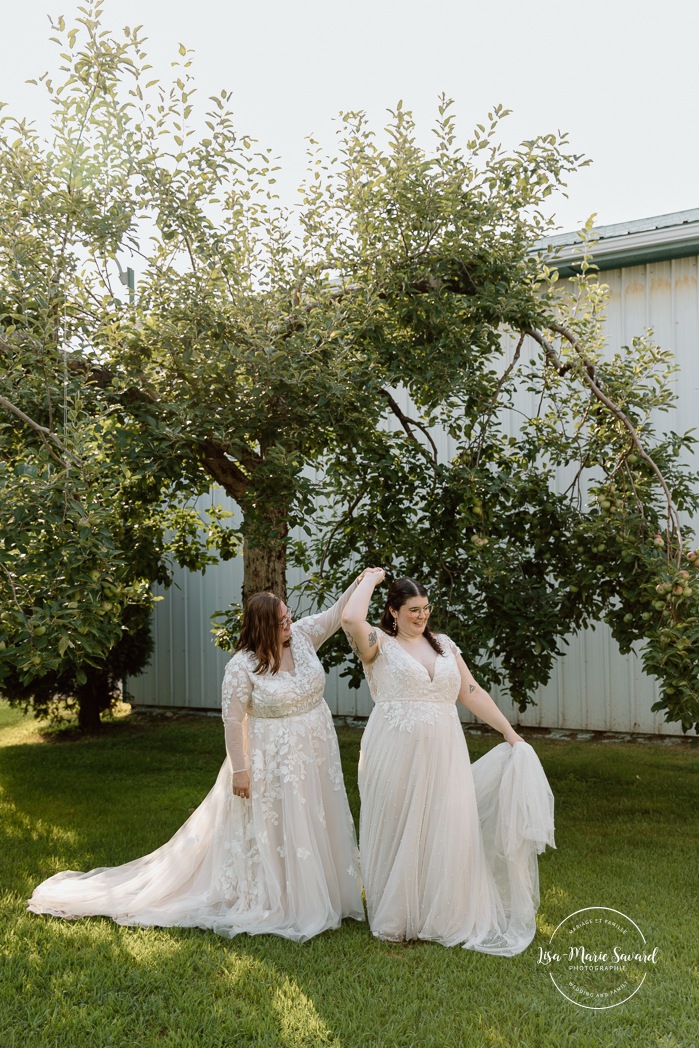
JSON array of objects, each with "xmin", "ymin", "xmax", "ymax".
[
  {"xmin": 542, "ymin": 208, "xmax": 699, "ymax": 276},
  {"xmin": 552, "ymin": 238, "xmax": 699, "ymax": 277}
]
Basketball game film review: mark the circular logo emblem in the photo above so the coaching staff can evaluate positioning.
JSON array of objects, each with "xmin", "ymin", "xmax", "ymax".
[{"xmin": 539, "ymin": 907, "xmax": 659, "ymax": 1010}]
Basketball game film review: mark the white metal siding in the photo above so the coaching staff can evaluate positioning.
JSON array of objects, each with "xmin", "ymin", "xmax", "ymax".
[{"xmin": 129, "ymin": 257, "xmax": 699, "ymax": 736}]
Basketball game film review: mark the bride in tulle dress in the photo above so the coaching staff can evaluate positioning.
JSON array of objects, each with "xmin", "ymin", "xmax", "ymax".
[
  {"xmin": 341, "ymin": 571, "xmax": 555, "ymax": 955},
  {"xmin": 28, "ymin": 578, "xmax": 367, "ymax": 942}
]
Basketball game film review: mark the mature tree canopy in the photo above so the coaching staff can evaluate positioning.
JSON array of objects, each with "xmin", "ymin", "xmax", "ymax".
[{"xmin": 1, "ymin": 1, "xmax": 698, "ymax": 731}]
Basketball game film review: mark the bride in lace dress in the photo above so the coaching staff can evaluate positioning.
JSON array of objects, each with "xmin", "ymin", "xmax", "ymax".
[
  {"xmin": 28, "ymin": 578, "xmax": 366, "ymax": 941},
  {"xmin": 341, "ymin": 571, "xmax": 555, "ymax": 955}
]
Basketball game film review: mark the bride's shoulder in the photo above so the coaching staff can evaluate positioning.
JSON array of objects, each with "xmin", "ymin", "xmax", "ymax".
[
  {"xmin": 359, "ymin": 626, "xmax": 390, "ymax": 667},
  {"xmin": 225, "ymin": 649, "xmax": 255, "ymax": 672},
  {"xmin": 435, "ymin": 633, "xmax": 460, "ymax": 656}
]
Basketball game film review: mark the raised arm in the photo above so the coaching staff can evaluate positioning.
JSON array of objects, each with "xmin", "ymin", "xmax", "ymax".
[
  {"xmin": 340, "ymin": 568, "xmax": 386, "ymax": 664},
  {"xmin": 454, "ymin": 649, "xmax": 524, "ymax": 746},
  {"xmin": 294, "ymin": 568, "xmax": 381, "ymax": 650}
]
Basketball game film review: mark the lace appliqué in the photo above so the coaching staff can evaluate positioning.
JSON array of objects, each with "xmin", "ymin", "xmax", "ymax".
[
  {"xmin": 247, "ymin": 704, "xmax": 345, "ymax": 835},
  {"xmin": 365, "ymin": 634, "xmax": 462, "ymax": 709},
  {"xmin": 250, "ymin": 717, "xmax": 313, "ymax": 809},
  {"xmin": 221, "ymin": 656, "xmax": 253, "ymax": 722},
  {"xmin": 292, "ymin": 583, "xmax": 357, "ymax": 651},
  {"xmin": 252, "ymin": 693, "xmax": 323, "ymax": 719},
  {"xmin": 216, "ymin": 804, "xmax": 262, "ymax": 907},
  {"xmin": 215, "ymin": 619, "xmax": 360, "ymax": 915},
  {"xmin": 295, "ymin": 614, "xmax": 328, "ymax": 645},
  {"xmin": 379, "ymin": 700, "xmax": 449, "ymax": 733}
]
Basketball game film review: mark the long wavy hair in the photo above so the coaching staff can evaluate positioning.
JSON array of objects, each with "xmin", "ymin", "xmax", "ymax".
[
  {"xmin": 379, "ymin": 577, "xmax": 444, "ymax": 656},
  {"xmin": 235, "ymin": 592, "xmax": 286, "ymax": 674}
]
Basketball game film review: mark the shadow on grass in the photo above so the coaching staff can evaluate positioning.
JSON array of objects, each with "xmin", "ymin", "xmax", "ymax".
[
  {"xmin": 3, "ymin": 713, "xmax": 699, "ymax": 1046},
  {"xmin": 7, "ymin": 903, "xmax": 691, "ymax": 1048},
  {"xmin": 0, "ymin": 717, "xmax": 224, "ymax": 895}
]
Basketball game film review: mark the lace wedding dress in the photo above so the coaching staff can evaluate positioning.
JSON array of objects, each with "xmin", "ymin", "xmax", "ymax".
[
  {"xmin": 28, "ymin": 591, "xmax": 364, "ymax": 942},
  {"xmin": 359, "ymin": 634, "xmax": 555, "ymax": 954}
]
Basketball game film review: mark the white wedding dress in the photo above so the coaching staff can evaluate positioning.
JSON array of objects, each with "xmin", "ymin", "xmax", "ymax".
[
  {"xmin": 28, "ymin": 591, "xmax": 364, "ymax": 942},
  {"xmin": 359, "ymin": 633, "xmax": 555, "ymax": 954}
]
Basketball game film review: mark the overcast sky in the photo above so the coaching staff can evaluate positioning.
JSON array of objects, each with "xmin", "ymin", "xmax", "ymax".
[{"xmin": 3, "ymin": 0, "xmax": 698, "ymax": 235}]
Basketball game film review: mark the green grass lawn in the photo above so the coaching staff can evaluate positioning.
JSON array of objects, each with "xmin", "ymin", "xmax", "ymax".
[{"xmin": 1, "ymin": 701, "xmax": 697, "ymax": 1048}]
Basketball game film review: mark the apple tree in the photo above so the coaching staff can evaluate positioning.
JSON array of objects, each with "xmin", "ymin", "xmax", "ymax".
[{"xmin": 1, "ymin": 2, "xmax": 698, "ymax": 732}]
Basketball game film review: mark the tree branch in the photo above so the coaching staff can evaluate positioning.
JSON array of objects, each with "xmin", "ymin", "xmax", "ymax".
[
  {"xmin": 527, "ymin": 325, "xmax": 683, "ymax": 558},
  {"xmin": 317, "ymin": 486, "xmax": 368, "ymax": 579},
  {"xmin": 0, "ymin": 561, "xmax": 24, "ymax": 613},
  {"xmin": 547, "ymin": 321, "xmax": 597, "ymax": 379},
  {"xmin": 49, "ymin": 356, "xmax": 261, "ymax": 500},
  {"xmin": 474, "ymin": 331, "xmax": 525, "ymax": 466},
  {"xmin": 0, "ymin": 394, "xmax": 73, "ymax": 467},
  {"xmin": 378, "ymin": 388, "xmax": 439, "ymax": 467},
  {"xmin": 200, "ymin": 438, "xmax": 257, "ymax": 501}
]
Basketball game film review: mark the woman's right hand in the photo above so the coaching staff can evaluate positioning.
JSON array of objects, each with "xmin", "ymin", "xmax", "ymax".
[
  {"xmin": 232, "ymin": 770, "xmax": 250, "ymax": 799},
  {"xmin": 356, "ymin": 567, "xmax": 386, "ymax": 587}
]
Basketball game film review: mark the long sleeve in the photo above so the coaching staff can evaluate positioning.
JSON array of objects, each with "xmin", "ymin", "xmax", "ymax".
[
  {"xmin": 294, "ymin": 580, "xmax": 359, "ymax": 651},
  {"xmin": 221, "ymin": 655, "xmax": 253, "ymax": 772}
]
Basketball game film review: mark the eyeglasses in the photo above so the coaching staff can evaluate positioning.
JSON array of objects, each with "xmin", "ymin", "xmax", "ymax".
[
  {"xmin": 278, "ymin": 613, "xmax": 292, "ymax": 627},
  {"xmin": 406, "ymin": 605, "xmax": 432, "ymax": 617}
]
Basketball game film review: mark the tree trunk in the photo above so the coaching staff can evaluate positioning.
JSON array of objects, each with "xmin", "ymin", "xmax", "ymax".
[
  {"xmin": 76, "ymin": 668, "xmax": 109, "ymax": 731},
  {"xmin": 201, "ymin": 442, "xmax": 291, "ymax": 605},
  {"xmin": 242, "ymin": 532, "xmax": 288, "ymax": 604}
]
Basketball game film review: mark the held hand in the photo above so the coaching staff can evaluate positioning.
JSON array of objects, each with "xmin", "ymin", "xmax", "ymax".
[
  {"xmin": 232, "ymin": 770, "xmax": 251, "ymax": 799},
  {"xmin": 355, "ymin": 567, "xmax": 386, "ymax": 587},
  {"xmin": 503, "ymin": 728, "xmax": 525, "ymax": 747}
]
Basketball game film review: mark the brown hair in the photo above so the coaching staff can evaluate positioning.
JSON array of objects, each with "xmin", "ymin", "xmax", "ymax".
[
  {"xmin": 380, "ymin": 577, "xmax": 444, "ymax": 656},
  {"xmin": 235, "ymin": 592, "xmax": 285, "ymax": 674}
]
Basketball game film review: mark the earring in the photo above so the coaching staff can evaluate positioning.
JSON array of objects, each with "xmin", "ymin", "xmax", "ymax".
[{"xmin": 392, "ymin": 616, "xmax": 398, "ymax": 634}]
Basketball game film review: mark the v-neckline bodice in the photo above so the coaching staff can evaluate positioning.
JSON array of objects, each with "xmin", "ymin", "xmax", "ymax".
[{"xmin": 388, "ymin": 635, "xmax": 438, "ymax": 683}]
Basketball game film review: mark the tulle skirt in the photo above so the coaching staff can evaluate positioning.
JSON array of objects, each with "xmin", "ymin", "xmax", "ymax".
[
  {"xmin": 28, "ymin": 704, "xmax": 364, "ymax": 942},
  {"xmin": 358, "ymin": 703, "xmax": 554, "ymax": 954}
]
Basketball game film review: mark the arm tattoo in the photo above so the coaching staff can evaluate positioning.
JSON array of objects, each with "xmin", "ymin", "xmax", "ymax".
[
  {"xmin": 469, "ymin": 684, "xmax": 476, "ymax": 693},
  {"xmin": 343, "ymin": 628, "xmax": 359, "ymax": 655},
  {"xmin": 367, "ymin": 629, "xmax": 377, "ymax": 648}
]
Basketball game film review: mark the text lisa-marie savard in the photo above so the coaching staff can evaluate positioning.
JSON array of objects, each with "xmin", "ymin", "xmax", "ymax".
[{"xmin": 538, "ymin": 946, "xmax": 659, "ymax": 967}]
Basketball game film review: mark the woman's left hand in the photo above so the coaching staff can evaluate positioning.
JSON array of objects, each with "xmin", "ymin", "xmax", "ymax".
[
  {"xmin": 503, "ymin": 728, "xmax": 525, "ymax": 747},
  {"xmin": 232, "ymin": 770, "xmax": 251, "ymax": 798}
]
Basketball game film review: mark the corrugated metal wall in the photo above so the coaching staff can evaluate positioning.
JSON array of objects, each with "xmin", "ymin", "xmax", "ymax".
[{"xmin": 128, "ymin": 256, "xmax": 699, "ymax": 736}]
